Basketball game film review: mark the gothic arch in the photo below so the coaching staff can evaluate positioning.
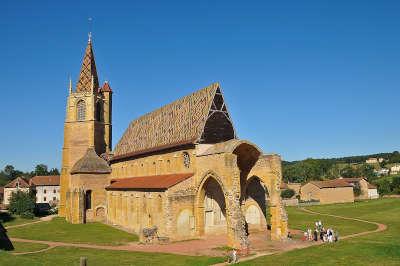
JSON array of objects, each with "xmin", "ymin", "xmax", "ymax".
[
  {"xmin": 244, "ymin": 176, "xmax": 270, "ymax": 231},
  {"xmin": 195, "ymin": 171, "xmax": 228, "ymax": 236},
  {"xmin": 76, "ymin": 100, "xmax": 86, "ymax": 121}
]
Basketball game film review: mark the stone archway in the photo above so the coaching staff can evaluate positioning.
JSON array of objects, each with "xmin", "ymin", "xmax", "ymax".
[
  {"xmin": 244, "ymin": 176, "xmax": 269, "ymax": 232},
  {"xmin": 196, "ymin": 173, "xmax": 228, "ymax": 237}
]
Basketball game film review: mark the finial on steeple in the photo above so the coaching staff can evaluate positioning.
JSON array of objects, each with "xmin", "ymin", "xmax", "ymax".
[
  {"xmin": 88, "ymin": 17, "xmax": 93, "ymax": 43},
  {"xmin": 69, "ymin": 76, "xmax": 72, "ymax": 94}
]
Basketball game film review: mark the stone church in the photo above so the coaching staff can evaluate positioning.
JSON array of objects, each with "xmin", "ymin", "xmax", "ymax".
[{"xmin": 59, "ymin": 35, "xmax": 288, "ymax": 249}]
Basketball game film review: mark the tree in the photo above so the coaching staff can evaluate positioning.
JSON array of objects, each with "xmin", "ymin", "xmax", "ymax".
[
  {"xmin": 34, "ymin": 164, "xmax": 48, "ymax": 176},
  {"xmin": 340, "ymin": 166, "xmax": 358, "ymax": 178},
  {"xmin": 353, "ymin": 182, "xmax": 362, "ymax": 197},
  {"xmin": 377, "ymin": 180, "xmax": 391, "ymax": 195},
  {"xmin": 8, "ymin": 190, "xmax": 36, "ymax": 219},
  {"xmin": 281, "ymin": 189, "xmax": 295, "ymax": 199},
  {"xmin": 390, "ymin": 176, "xmax": 400, "ymax": 194},
  {"xmin": 3, "ymin": 165, "xmax": 15, "ymax": 178},
  {"xmin": 49, "ymin": 168, "xmax": 60, "ymax": 175}
]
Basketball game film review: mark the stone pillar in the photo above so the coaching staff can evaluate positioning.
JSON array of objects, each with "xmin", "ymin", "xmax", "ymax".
[
  {"xmin": 225, "ymin": 168, "xmax": 248, "ymax": 250},
  {"xmin": 225, "ymin": 190, "xmax": 248, "ymax": 250}
]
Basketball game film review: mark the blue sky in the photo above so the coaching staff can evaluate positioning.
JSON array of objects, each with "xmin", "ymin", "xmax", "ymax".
[{"xmin": 0, "ymin": 0, "xmax": 399, "ymax": 171}]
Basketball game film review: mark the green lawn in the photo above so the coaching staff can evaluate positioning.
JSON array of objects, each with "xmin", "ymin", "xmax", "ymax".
[
  {"xmin": 8, "ymin": 217, "xmax": 138, "ymax": 245},
  {"xmin": 10, "ymin": 242, "xmax": 49, "ymax": 253},
  {"xmin": 0, "ymin": 212, "xmax": 38, "ymax": 227},
  {"xmin": 240, "ymin": 198, "xmax": 400, "ymax": 265},
  {"xmin": 2, "ymin": 199, "xmax": 399, "ymax": 265},
  {"xmin": 286, "ymin": 205, "xmax": 377, "ymax": 236},
  {"xmin": 0, "ymin": 247, "xmax": 224, "ymax": 266}
]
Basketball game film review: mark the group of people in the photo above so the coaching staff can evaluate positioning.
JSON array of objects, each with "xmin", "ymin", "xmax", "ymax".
[{"xmin": 303, "ymin": 220, "xmax": 339, "ymax": 243}]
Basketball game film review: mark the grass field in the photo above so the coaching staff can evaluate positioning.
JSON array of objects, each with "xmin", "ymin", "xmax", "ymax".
[
  {"xmin": 7, "ymin": 217, "xmax": 138, "ymax": 245},
  {"xmin": 1, "ymin": 198, "xmax": 398, "ymax": 265},
  {"xmin": 0, "ymin": 212, "xmax": 38, "ymax": 227},
  {"xmin": 286, "ymin": 206, "xmax": 376, "ymax": 236},
  {"xmin": 240, "ymin": 198, "xmax": 400, "ymax": 265},
  {"xmin": 10, "ymin": 242, "xmax": 49, "ymax": 253},
  {"xmin": 0, "ymin": 247, "xmax": 224, "ymax": 266}
]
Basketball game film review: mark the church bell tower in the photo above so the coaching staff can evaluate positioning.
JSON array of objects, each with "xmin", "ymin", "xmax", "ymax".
[{"xmin": 59, "ymin": 34, "xmax": 112, "ymax": 217}]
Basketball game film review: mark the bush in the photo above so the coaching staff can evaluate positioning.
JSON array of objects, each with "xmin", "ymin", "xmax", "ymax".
[
  {"xmin": 390, "ymin": 176, "xmax": 400, "ymax": 193},
  {"xmin": 8, "ymin": 190, "xmax": 35, "ymax": 218},
  {"xmin": 353, "ymin": 182, "xmax": 362, "ymax": 197},
  {"xmin": 20, "ymin": 211, "xmax": 35, "ymax": 219},
  {"xmin": 281, "ymin": 189, "xmax": 295, "ymax": 199}
]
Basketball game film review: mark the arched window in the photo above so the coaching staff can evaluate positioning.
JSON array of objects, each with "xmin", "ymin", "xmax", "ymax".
[
  {"xmin": 77, "ymin": 100, "xmax": 86, "ymax": 121},
  {"xmin": 96, "ymin": 101, "xmax": 102, "ymax": 122},
  {"xmin": 85, "ymin": 190, "xmax": 92, "ymax": 210}
]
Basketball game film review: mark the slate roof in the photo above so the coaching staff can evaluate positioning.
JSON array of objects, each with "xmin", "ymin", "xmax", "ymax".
[
  {"xmin": 4, "ymin": 177, "xmax": 30, "ymax": 188},
  {"xmin": 30, "ymin": 175, "xmax": 60, "ymax": 186},
  {"xmin": 71, "ymin": 148, "xmax": 112, "ymax": 174},
  {"xmin": 113, "ymin": 82, "xmax": 234, "ymax": 160},
  {"xmin": 106, "ymin": 173, "xmax": 194, "ymax": 190}
]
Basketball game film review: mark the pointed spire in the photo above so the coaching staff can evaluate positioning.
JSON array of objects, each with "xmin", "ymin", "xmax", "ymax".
[{"xmin": 76, "ymin": 35, "xmax": 99, "ymax": 93}]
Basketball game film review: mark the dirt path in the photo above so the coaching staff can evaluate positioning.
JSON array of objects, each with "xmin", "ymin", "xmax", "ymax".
[
  {"xmin": 5, "ymin": 215, "xmax": 57, "ymax": 230},
  {"xmin": 10, "ymin": 209, "xmax": 387, "ymax": 261},
  {"xmin": 213, "ymin": 207, "xmax": 388, "ymax": 265}
]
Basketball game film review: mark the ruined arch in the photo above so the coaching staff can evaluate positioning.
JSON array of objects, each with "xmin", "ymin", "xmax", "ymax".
[
  {"xmin": 244, "ymin": 176, "xmax": 269, "ymax": 231},
  {"xmin": 195, "ymin": 172, "xmax": 228, "ymax": 236}
]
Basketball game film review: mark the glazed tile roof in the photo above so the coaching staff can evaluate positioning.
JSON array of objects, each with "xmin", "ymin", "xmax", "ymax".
[
  {"xmin": 106, "ymin": 173, "xmax": 194, "ymax": 190},
  {"xmin": 30, "ymin": 175, "xmax": 60, "ymax": 186},
  {"xmin": 113, "ymin": 83, "xmax": 228, "ymax": 159},
  {"xmin": 309, "ymin": 179, "xmax": 353, "ymax": 189},
  {"xmin": 76, "ymin": 39, "xmax": 99, "ymax": 92},
  {"xmin": 4, "ymin": 177, "xmax": 30, "ymax": 188}
]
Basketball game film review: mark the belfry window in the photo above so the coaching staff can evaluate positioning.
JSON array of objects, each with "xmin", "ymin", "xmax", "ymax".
[{"xmin": 77, "ymin": 100, "xmax": 86, "ymax": 121}]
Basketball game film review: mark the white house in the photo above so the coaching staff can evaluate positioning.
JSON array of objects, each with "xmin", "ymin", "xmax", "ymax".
[
  {"xmin": 29, "ymin": 175, "xmax": 60, "ymax": 205},
  {"xmin": 367, "ymin": 183, "xmax": 379, "ymax": 199},
  {"xmin": 390, "ymin": 165, "xmax": 400, "ymax": 175},
  {"xmin": 3, "ymin": 177, "xmax": 30, "ymax": 205}
]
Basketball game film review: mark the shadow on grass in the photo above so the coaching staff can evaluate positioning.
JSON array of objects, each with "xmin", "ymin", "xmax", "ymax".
[{"xmin": 0, "ymin": 212, "xmax": 15, "ymax": 224}]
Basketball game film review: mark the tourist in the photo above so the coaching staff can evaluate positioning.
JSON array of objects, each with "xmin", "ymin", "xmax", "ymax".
[
  {"xmin": 303, "ymin": 231, "xmax": 308, "ymax": 241},
  {"xmin": 228, "ymin": 249, "xmax": 238, "ymax": 264},
  {"xmin": 313, "ymin": 229, "xmax": 318, "ymax": 241},
  {"xmin": 308, "ymin": 228, "xmax": 312, "ymax": 241}
]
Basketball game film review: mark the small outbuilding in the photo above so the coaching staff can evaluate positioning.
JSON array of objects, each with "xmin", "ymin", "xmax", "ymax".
[
  {"xmin": 338, "ymin": 177, "xmax": 379, "ymax": 200},
  {"xmin": 300, "ymin": 179, "xmax": 354, "ymax": 204}
]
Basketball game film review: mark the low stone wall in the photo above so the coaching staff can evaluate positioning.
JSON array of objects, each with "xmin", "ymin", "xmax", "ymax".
[
  {"xmin": 282, "ymin": 199, "xmax": 298, "ymax": 206},
  {"xmin": 298, "ymin": 201, "xmax": 320, "ymax": 207},
  {"xmin": 382, "ymin": 194, "xmax": 400, "ymax": 198}
]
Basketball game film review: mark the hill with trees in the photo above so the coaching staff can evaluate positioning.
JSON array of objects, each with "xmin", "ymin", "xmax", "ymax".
[{"xmin": 282, "ymin": 151, "xmax": 400, "ymax": 184}]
